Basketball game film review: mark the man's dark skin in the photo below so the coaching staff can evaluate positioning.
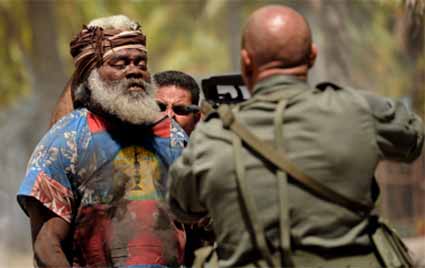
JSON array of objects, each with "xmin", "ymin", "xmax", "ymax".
[
  {"xmin": 49, "ymin": 49, "xmax": 150, "ymax": 127},
  {"xmin": 24, "ymin": 47, "xmax": 150, "ymax": 267},
  {"xmin": 49, "ymin": 80, "xmax": 73, "ymax": 127},
  {"xmin": 241, "ymin": 5, "xmax": 317, "ymax": 89}
]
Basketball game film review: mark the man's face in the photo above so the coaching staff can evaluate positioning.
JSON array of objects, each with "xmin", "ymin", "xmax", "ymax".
[
  {"xmin": 155, "ymin": 85, "xmax": 199, "ymax": 135},
  {"xmin": 87, "ymin": 48, "xmax": 161, "ymax": 125},
  {"xmin": 98, "ymin": 48, "xmax": 150, "ymax": 90}
]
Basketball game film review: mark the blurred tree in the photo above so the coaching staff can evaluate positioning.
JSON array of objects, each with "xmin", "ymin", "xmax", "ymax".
[
  {"xmin": 0, "ymin": 0, "xmax": 67, "ymax": 253},
  {"xmin": 400, "ymin": 0, "xmax": 424, "ymax": 116},
  {"xmin": 226, "ymin": 0, "xmax": 243, "ymax": 72},
  {"xmin": 23, "ymin": 1, "xmax": 67, "ymax": 146},
  {"xmin": 0, "ymin": 1, "xmax": 29, "ymax": 107},
  {"xmin": 1, "ymin": 0, "xmax": 423, "ymax": 111}
]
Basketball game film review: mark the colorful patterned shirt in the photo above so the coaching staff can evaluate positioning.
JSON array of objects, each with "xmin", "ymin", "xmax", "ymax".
[{"xmin": 18, "ymin": 108, "xmax": 189, "ymax": 268}]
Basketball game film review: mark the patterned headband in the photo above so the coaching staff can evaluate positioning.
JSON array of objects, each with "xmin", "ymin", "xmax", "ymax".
[{"xmin": 70, "ymin": 26, "xmax": 147, "ymax": 85}]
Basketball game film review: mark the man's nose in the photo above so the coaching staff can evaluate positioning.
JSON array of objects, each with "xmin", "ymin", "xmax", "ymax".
[
  {"xmin": 125, "ymin": 64, "xmax": 144, "ymax": 79},
  {"xmin": 166, "ymin": 106, "xmax": 176, "ymax": 118}
]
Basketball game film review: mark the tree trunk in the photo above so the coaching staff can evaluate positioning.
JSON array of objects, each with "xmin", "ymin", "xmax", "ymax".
[
  {"xmin": 24, "ymin": 1, "xmax": 67, "ymax": 147},
  {"xmin": 227, "ymin": 0, "xmax": 242, "ymax": 72}
]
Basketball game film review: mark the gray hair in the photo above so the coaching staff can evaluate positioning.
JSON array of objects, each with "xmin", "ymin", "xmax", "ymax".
[{"xmin": 88, "ymin": 15, "xmax": 140, "ymax": 31}]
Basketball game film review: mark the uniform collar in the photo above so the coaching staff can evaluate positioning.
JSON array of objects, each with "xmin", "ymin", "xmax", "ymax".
[{"xmin": 252, "ymin": 74, "xmax": 310, "ymax": 96}]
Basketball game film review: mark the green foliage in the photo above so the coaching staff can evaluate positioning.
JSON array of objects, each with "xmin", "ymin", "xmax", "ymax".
[
  {"xmin": 0, "ymin": 0, "xmax": 30, "ymax": 107},
  {"xmin": 352, "ymin": 1, "xmax": 407, "ymax": 96},
  {"xmin": 350, "ymin": 0, "xmax": 423, "ymax": 115},
  {"xmin": 35, "ymin": 0, "xmax": 230, "ymax": 80},
  {"xmin": 0, "ymin": 0, "xmax": 423, "ymax": 115}
]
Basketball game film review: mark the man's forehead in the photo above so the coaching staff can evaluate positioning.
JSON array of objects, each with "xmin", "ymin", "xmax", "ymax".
[
  {"xmin": 107, "ymin": 48, "xmax": 147, "ymax": 59},
  {"xmin": 156, "ymin": 85, "xmax": 192, "ymax": 101}
]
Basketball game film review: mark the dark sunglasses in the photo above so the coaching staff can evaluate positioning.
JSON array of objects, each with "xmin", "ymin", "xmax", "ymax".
[{"xmin": 156, "ymin": 101, "xmax": 200, "ymax": 116}]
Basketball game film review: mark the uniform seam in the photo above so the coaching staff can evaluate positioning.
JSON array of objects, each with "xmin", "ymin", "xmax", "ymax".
[{"xmin": 355, "ymin": 90, "xmax": 381, "ymax": 160}]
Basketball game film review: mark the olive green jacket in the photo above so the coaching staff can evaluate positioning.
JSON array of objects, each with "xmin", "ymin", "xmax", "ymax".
[{"xmin": 168, "ymin": 75, "xmax": 424, "ymax": 267}]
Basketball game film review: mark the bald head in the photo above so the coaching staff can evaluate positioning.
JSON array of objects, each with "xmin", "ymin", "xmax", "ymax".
[{"xmin": 242, "ymin": 5, "xmax": 313, "ymax": 69}]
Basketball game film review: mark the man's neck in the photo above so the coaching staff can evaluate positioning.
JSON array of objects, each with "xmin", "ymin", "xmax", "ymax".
[{"xmin": 256, "ymin": 64, "xmax": 309, "ymax": 83}]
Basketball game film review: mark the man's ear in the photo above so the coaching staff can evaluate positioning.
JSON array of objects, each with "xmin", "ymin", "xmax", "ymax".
[
  {"xmin": 241, "ymin": 49, "xmax": 252, "ymax": 75},
  {"xmin": 308, "ymin": 43, "xmax": 318, "ymax": 68},
  {"xmin": 241, "ymin": 49, "xmax": 254, "ymax": 90}
]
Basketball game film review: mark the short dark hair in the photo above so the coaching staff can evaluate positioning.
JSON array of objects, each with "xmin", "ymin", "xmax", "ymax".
[{"xmin": 153, "ymin": 70, "xmax": 200, "ymax": 105}]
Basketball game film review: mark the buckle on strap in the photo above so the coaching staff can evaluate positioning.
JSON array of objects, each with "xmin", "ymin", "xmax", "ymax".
[{"xmin": 218, "ymin": 105, "xmax": 234, "ymax": 129}]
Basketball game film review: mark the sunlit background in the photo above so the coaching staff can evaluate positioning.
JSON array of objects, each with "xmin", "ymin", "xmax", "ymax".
[{"xmin": 0, "ymin": 0, "xmax": 423, "ymax": 267}]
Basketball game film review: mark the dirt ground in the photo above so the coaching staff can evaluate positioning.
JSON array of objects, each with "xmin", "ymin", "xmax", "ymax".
[
  {"xmin": 0, "ymin": 245, "xmax": 32, "ymax": 268},
  {"xmin": 1, "ymin": 237, "xmax": 423, "ymax": 267},
  {"xmin": 405, "ymin": 236, "xmax": 425, "ymax": 267}
]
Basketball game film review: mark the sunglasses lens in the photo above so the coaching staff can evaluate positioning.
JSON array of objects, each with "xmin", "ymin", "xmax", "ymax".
[
  {"xmin": 157, "ymin": 101, "xmax": 199, "ymax": 116},
  {"xmin": 157, "ymin": 102, "xmax": 167, "ymax": 112},
  {"xmin": 173, "ymin": 105, "xmax": 191, "ymax": 115}
]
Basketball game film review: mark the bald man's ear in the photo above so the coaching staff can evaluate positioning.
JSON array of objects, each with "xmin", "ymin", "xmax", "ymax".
[
  {"xmin": 241, "ymin": 49, "xmax": 252, "ymax": 74},
  {"xmin": 308, "ymin": 44, "xmax": 318, "ymax": 69},
  {"xmin": 241, "ymin": 49, "xmax": 254, "ymax": 90}
]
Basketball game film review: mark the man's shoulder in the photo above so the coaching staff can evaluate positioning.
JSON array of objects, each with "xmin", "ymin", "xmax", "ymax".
[
  {"xmin": 50, "ymin": 108, "xmax": 119, "ymax": 136},
  {"xmin": 293, "ymin": 81, "xmax": 373, "ymax": 112},
  {"xmin": 318, "ymin": 83, "xmax": 388, "ymax": 118},
  {"xmin": 41, "ymin": 108, "xmax": 92, "ymax": 149},
  {"xmin": 50, "ymin": 108, "xmax": 90, "ymax": 132},
  {"xmin": 313, "ymin": 81, "xmax": 368, "ymax": 99},
  {"xmin": 192, "ymin": 113, "xmax": 233, "ymax": 144},
  {"xmin": 197, "ymin": 116, "xmax": 225, "ymax": 134}
]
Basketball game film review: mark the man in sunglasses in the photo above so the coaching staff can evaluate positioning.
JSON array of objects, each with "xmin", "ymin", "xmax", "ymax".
[
  {"xmin": 153, "ymin": 70, "xmax": 210, "ymax": 266},
  {"xmin": 153, "ymin": 70, "xmax": 201, "ymax": 136}
]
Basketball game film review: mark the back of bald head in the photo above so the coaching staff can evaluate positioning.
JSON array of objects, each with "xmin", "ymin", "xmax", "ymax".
[{"xmin": 242, "ymin": 5, "xmax": 312, "ymax": 68}]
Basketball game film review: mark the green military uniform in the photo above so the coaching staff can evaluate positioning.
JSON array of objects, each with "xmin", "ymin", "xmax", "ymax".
[{"xmin": 168, "ymin": 75, "xmax": 424, "ymax": 267}]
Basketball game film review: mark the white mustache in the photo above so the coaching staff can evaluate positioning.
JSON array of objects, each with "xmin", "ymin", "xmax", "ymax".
[
  {"xmin": 109, "ymin": 78, "xmax": 152, "ymax": 93},
  {"xmin": 87, "ymin": 69, "xmax": 160, "ymax": 124}
]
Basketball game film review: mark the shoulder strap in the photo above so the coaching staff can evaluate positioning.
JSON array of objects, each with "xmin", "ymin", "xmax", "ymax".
[
  {"xmin": 233, "ymin": 132, "xmax": 277, "ymax": 267},
  {"xmin": 217, "ymin": 105, "xmax": 373, "ymax": 215},
  {"xmin": 200, "ymin": 100, "xmax": 217, "ymax": 120},
  {"xmin": 274, "ymin": 100, "xmax": 293, "ymax": 267}
]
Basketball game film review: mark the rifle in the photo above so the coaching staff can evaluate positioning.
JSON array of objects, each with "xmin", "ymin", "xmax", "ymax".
[{"xmin": 200, "ymin": 74, "xmax": 247, "ymax": 115}]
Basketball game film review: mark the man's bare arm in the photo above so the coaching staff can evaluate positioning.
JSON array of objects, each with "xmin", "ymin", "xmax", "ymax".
[
  {"xmin": 24, "ymin": 198, "xmax": 71, "ymax": 268},
  {"xmin": 49, "ymin": 79, "xmax": 74, "ymax": 127}
]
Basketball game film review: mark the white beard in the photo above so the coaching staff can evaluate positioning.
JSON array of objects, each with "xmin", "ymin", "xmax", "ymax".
[{"xmin": 87, "ymin": 69, "xmax": 160, "ymax": 125}]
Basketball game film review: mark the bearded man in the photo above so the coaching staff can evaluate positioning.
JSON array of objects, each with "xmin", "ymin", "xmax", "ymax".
[
  {"xmin": 50, "ymin": 71, "xmax": 201, "ymax": 136},
  {"xmin": 17, "ymin": 15, "xmax": 186, "ymax": 268}
]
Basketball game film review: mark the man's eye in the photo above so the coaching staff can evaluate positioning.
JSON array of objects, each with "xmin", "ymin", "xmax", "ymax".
[
  {"xmin": 109, "ymin": 60, "xmax": 126, "ymax": 69},
  {"xmin": 111, "ymin": 64, "xmax": 126, "ymax": 69},
  {"xmin": 156, "ymin": 101, "xmax": 167, "ymax": 112},
  {"xmin": 136, "ymin": 62, "xmax": 147, "ymax": 70},
  {"xmin": 173, "ymin": 105, "xmax": 191, "ymax": 115}
]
